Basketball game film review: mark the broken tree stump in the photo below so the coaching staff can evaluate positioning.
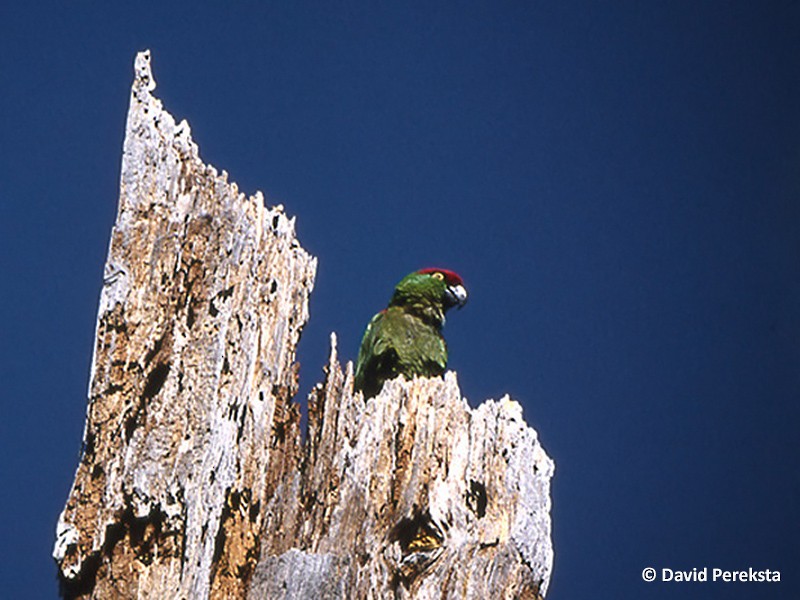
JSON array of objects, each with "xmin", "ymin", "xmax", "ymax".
[{"xmin": 54, "ymin": 51, "xmax": 554, "ymax": 599}]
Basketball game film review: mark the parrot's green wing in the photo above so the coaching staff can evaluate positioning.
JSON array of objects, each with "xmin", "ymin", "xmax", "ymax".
[
  {"xmin": 354, "ymin": 308, "xmax": 447, "ymax": 398},
  {"xmin": 354, "ymin": 311, "xmax": 398, "ymax": 399}
]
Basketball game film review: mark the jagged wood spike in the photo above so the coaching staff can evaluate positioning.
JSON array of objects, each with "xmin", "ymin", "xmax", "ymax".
[
  {"xmin": 53, "ymin": 50, "xmax": 317, "ymax": 599},
  {"xmin": 54, "ymin": 51, "xmax": 554, "ymax": 599}
]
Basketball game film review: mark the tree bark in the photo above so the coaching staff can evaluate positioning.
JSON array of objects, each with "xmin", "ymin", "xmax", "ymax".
[{"xmin": 54, "ymin": 51, "xmax": 554, "ymax": 599}]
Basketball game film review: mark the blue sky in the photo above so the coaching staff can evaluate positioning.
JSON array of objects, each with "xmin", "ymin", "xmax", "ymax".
[{"xmin": 1, "ymin": 2, "xmax": 798, "ymax": 598}]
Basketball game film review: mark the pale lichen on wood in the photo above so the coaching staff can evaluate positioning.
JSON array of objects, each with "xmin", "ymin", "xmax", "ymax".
[{"xmin": 54, "ymin": 51, "xmax": 554, "ymax": 599}]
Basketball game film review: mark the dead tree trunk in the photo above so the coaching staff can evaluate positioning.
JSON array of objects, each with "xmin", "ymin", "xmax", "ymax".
[{"xmin": 54, "ymin": 51, "xmax": 554, "ymax": 599}]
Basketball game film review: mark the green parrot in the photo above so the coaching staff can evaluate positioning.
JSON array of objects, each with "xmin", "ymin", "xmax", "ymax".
[{"xmin": 354, "ymin": 268, "xmax": 468, "ymax": 399}]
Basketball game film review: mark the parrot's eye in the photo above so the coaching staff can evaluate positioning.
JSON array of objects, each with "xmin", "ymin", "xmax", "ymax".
[{"xmin": 431, "ymin": 272, "xmax": 445, "ymax": 281}]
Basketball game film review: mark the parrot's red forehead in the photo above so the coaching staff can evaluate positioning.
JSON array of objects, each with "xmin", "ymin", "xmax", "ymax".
[{"xmin": 417, "ymin": 267, "xmax": 464, "ymax": 286}]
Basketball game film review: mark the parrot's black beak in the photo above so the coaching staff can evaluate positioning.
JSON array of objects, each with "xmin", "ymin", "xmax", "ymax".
[{"xmin": 445, "ymin": 284, "xmax": 468, "ymax": 310}]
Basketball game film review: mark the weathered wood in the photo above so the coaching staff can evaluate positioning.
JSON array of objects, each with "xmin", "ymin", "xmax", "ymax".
[
  {"xmin": 54, "ymin": 51, "xmax": 554, "ymax": 599},
  {"xmin": 53, "ymin": 50, "xmax": 316, "ymax": 598},
  {"xmin": 252, "ymin": 335, "xmax": 554, "ymax": 599}
]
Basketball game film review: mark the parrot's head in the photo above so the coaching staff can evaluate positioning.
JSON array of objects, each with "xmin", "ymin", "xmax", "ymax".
[
  {"xmin": 390, "ymin": 268, "xmax": 468, "ymax": 325},
  {"xmin": 416, "ymin": 267, "xmax": 468, "ymax": 310}
]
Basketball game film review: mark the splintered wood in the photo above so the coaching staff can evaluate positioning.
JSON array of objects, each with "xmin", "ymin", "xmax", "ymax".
[
  {"xmin": 54, "ymin": 51, "xmax": 553, "ymax": 599},
  {"xmin": 252, "ymin": 337, "xmax": 553, "ymax": 599}
]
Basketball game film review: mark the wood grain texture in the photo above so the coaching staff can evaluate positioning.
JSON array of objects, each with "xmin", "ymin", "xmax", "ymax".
[
  {"xmin": 54, "ymin": 51, "xmax": 316, "ymax": 599},
  {"xmin": 252, "ymin": 335, "xmax": 553, "ymax": 599}
]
